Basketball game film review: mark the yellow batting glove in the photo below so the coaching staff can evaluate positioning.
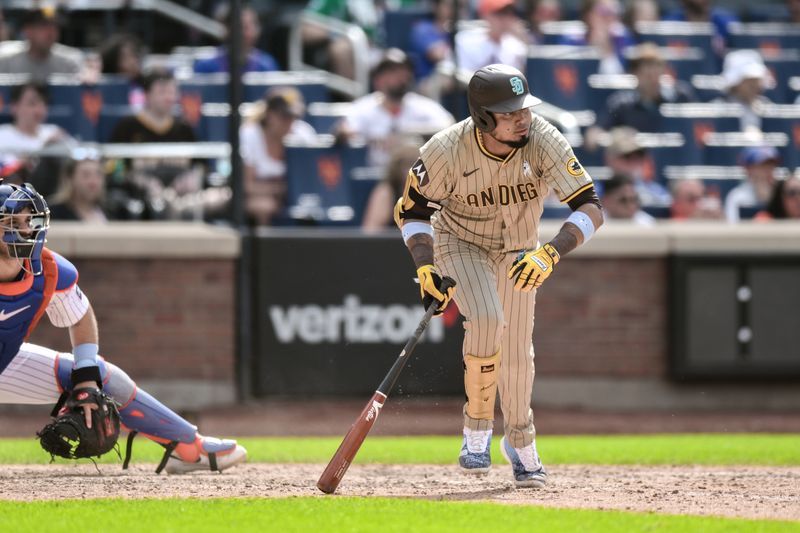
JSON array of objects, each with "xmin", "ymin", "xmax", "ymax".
[
  {"xmin": 507, "ymin": 243, "xmax": 560, "ymax": 292},
  {"xmin": 416, "ymin": 264, "xmax": 455, "ymax": 315}
]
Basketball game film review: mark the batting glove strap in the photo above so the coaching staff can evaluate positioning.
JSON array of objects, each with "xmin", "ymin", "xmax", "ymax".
[
  {"xmin": 416, "ymin": 264, "xmax": 455, "ymax": 315},
  {"xmin": 508, "ymin": 243, "xmax": 561, "ymax": 292}
]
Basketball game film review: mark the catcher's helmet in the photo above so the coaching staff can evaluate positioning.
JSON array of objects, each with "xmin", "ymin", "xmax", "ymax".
[
  {"xmin": 468, "ymin": 64, "xmax": 541, "ymax": 132},
  {"xmin": 0, "ymin": 182, "xmax": 50, "ymax": 275}
]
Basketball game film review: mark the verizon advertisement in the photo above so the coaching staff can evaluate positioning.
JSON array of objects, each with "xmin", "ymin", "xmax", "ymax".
[{"xmin": 251, "ymin": 233, "xmax": 465, "ymax": 396}]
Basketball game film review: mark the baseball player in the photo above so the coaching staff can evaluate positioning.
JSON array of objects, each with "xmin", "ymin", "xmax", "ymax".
[
  {"xmin": 395, "ymin": 64, "xmax": 604, "ymax": 487},
  {"xmin": 0, "ymin": 182, "xmax": 246, "ymax": 473}
]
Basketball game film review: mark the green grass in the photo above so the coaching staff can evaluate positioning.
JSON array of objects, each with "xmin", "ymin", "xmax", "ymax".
[
  {"xmin": 5, "ymin": 434, "xmax": 799, "ymax": 466},
  {"xmin": 0, "ymin": 498, "xmax": 796, "ymax": 533}
]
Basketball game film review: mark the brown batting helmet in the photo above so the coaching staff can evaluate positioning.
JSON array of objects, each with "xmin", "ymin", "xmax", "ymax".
[{"xmin": 467, "ymin": 64, "xmax": 541, "ymax": 132}]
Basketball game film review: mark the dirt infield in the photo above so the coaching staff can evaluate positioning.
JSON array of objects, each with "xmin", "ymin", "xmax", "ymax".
[{"xmin": 1, "ymin": 463, "xmax": 797, "ymax": 521}]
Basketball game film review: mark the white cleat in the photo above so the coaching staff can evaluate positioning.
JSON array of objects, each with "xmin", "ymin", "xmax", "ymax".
[{"xmin": 164, "ymin": 436, "xmax": 247, "ymax": 474}]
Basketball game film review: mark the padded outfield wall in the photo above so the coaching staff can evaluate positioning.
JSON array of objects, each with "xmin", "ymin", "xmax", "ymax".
[{"xmin": 25, "ymin": 222, "xmax": 800, "ymax": 411}]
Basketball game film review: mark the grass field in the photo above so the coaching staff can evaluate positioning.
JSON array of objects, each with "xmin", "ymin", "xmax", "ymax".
[{"xmin": 0, "ymin": 434, "xmax": 797, "ymax": 532}]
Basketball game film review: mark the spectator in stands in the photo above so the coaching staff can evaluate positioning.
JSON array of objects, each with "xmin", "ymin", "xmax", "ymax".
[
  {"xmin": 48, "ymin": 153, "xmax": 110, "ymax": 223},
  {"xmin": 604, "ymin": 127, "xmax": 671, "ymax": 206},
  {"xmin": 99, "ymin": 33, "xmax": 146, "ymax": 109},
  {"xmin": 716, "ymin": 50, "xmax": 773, "ymax": 132},
  {"xmin": 336, "ymin": 49, "xmax": 454, "ymax": 168},
  {"xmin": 110, "ymin": 70, "xmax": 196, "ymax": 144},
  {"xmin": 670, "ymin": 178, "xmax": 723, "ymax": 220},
  {"xmin": 0, "ymin": 8, "xmax": 81, "ymax": 82},
  {"xmin": 600, "ymin": 173, "xmax": 656, "ymax": 225},
  {"xmin": 361, "ymin": 138, "xmax": 421, "ymax": 232},
  {"xmin": 526, "ymin": 0, "xmax": 562, "ymax": 45},
  {"xmin": 410, "ymin": 0, "xmax": 457, "ymax": 99},
  {"xmin": 240, "ymin": 87, "xmax": 317, "ymax": 226},
  {"xmin": 0, "ymin": 8, "xmax": 9, "ymax": 42},
  {"xmin": 624, "ymin": 0, "xmax": 659, "ymax": 31},
  {"xmin": 597, "ymin": 43, "xmax": 695, "ymax": 133},
  {"xmin": 757, "ymin": 174, "xmax": 800, "ymax": 220},
  {"xmin": 455, "ymin": 0, "xmax": 528, "ymax": 73},
  {"xmin": 662, "ymin": 0, "xmax": 738, "ymax": 58},
  {"xmin": 724, "ymin": 146, "xmax": 780, "ymax": 222},
  {"xmin": 789, "ymin": 0, "xmax": 800, "ymax": 24},
  {"xmin": 0, "ymin": 82, "xmax": 73, "ymax": 154},
  {"xmin": 559, "ymin": 0, "xmax": 635, "ymax": 74},
  {"xmin": 193, "ymin": 4, "xmax": 279, "ymax": 74}
]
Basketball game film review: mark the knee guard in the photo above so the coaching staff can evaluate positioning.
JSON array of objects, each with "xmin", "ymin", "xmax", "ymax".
[
  {"xmin": 56, "ymin": 354, "xmax": 197, "ymax": 471},
  {"xmin": 463, "ymin": 349, "xmax": 500, "ymax": 420}
]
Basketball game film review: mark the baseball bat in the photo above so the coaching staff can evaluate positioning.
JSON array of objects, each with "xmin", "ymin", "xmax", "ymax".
[{"xmin": 316, "ymin": 277, "xmax": 456, "ymax": 494}]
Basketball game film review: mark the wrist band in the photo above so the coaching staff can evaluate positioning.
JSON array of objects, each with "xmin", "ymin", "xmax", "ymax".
[
  {"xmin": 402, "ymin": 222, "xmax": 434, "ymax": 243},
  {"xmin": 566, "ymin": 210, "xmax": 595, "ymax": 243},
  {"xmin": 73, "ymin": 343, "xmax": 99, "ymax": 369}
]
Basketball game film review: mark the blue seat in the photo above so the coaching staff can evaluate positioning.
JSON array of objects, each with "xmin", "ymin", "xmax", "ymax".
[
  {"xmin": 762, "ymin": 52, "xmax": 800, "ymax": 104},
  {"xmin": 761, "ymin": 110, "xmax": 800, "ymax": 169},
  {"xmin": 634, "ymin": 21, "xmax": 716, "ymax": 71},
  {"xmin": 727, "ymin": 23, "xmax": 800, "ymax": 53},
  {"xmin": 382, "ymin": 7, "xmax": 433, "ymax": 51},
  {"xmin": 525, "ymin": 47, "xmax": 600, "ymax": 111},
  {"xmin": 95, "ymin": 77, "xmax": 132, "ymax": 106},
  {"xmin": 641, "ymin": 205, "xmax": 671, "ymax": 218},
  {"xmin": 284, "ymin": 144, "xmax": 368, "ymax": 225},
  {"xmin": 541, "ymin": 205, "xmax": 572, "ymax": 219}
]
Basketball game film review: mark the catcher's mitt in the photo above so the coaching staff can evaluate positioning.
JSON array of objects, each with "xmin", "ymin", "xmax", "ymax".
[{"xmin": 37, "ymin": 387, "xmax": 121, "ymax": 460}]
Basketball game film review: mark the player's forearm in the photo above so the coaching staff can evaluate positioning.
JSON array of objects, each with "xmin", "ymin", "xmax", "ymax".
[
  {"xmin": 549, "ymin": 203, "xmax": 604, "ymax": 257},
  {"xmin": 406, "ymin": 232, "xmax": 435, "ymax": 268},
  {"xmin": 68, "ymin": 305, "xmax": 99, "ymax": 349}
]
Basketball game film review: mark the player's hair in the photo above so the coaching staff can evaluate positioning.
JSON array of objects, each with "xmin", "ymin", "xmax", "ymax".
[
  {"xmin": 10, "ymin": 82, "xmax": 48, "ymax": 105},
  {"xmin": 141, "ymin": 68, "xmax": 175, "ymax": 93}
]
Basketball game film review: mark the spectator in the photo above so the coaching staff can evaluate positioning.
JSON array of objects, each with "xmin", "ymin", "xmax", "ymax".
[
  {"xmin": 596, "ymin": 43, "xmax": 695, "ymax": 133},
  {"xmin": 0, "ymin": 82, "xmax": 73, "ymax": 154},
  {"xmin": 604, "ymin": 127, "xmax": 671, "ymax": 206},
  {"xmin": 0, "ymin": 7, "xmax": 9, "ymax": 42},
  {"xmin": 240, "ymin": 87, "xmax": 317, "ymax": 226},
  {"xmin": 48, "ymin": 154, "xmax": 110, "ymax": 223},
  {"xmin": 336, "ymin": 49, "xmax": 454, "ymax": 168},
  {"xmin": 361, "ymin": 138, "xmax": 422, "ymax": 232},
  {"xmin": 624, "ymin": 0, "xmax": 659, "ymax": 32},
  {"xmin": 789, "ymin": 0, "xmax": 800, "ymax": 24},
  {"xmin": 99, "ymin": 33, "xmax": 146, "ymax": 109},
  {"xmin": 716, "ymin": 50, "xmax": 773, "ymax": 132},
  {"xmin": 110, "ymin": 70, "xmax": 196, "ymax": 144},
  {"xmin": 757, "ymin": 174, "xmax": 800, "ymax": 220},
  {"xmin": 670, "ymin": 178, "xmax": 723, "ymax": 220},
  {"xmin": 526, "ymin": 0, "xmax": 562, "ymax": 45},
  {"xmin": 600, "ymin": 173, "xmax": 656, "ymax": 225},
  {"xmin": 0, "ymin": 8, "xmax": 81, "ymax": 82},
  {"xmin": 193, "ymin": 4, "xmax": 279, "ymax": 74},
  {"xmin": 455, "ymin": 0, "xmax": 528, "ymax": 73},
  {"xmin": 409, "ymin": 0, "xmax": 456, "ymax": 98},
  {"xmin": 724, "ymin": 146, "xmax": 780, "ymax": 222},
  {"xmin": 663, "ymin": 0, "xmax": 738, "ymax": 58},
  {"xmin": 559, "ymin": 0, "xmax": 635, "ymax": 74}
]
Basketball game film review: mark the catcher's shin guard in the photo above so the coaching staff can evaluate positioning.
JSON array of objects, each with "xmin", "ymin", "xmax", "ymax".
[{"xmin": 56, "ymin": 355, "xmax": 198, "ymax": 471}]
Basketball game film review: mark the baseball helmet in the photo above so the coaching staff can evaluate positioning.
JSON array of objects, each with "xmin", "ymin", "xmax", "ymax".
[
  {"xmin": 467, "ymin": 64, "xmax": 541, "ymax": 132},
  {"xmin": 0, "ymin": 182, "xmax": 50, "ymax": 275}
]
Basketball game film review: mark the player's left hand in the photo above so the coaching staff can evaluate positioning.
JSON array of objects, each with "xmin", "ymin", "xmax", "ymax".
[{"xmin": 508, "ymin": 243, "xmax": 560, "ymax": 292}]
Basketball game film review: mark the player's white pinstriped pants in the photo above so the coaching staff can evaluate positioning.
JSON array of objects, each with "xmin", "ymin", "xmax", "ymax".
[
  {"xmin": 0, "ymin": 344, "xmax": 75, "ymax": 404},
  {"xmin": 435, "ymin": 231, "xmax": 537, "ymax": 448}
]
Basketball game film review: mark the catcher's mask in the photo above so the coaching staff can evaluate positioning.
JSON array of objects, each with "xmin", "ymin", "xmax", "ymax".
[{"xmin": 0, "ymin": 182, "xmax": 50, "ymax": 275}]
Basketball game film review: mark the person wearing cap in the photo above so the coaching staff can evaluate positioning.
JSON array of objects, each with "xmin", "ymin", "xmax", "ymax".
[
  {"xmin": 239, "ymin": 87, "xmax": 317, "ymax": 226},
  {"xmin": 558, "ymin": 0, "xmax": 635, "ymax": 75},
  {"xmin": 724, "ymin": 146, "xmax": 780, "ymax": 222},
  {"xmin": 455, "ymin": 0, "xmax": 528, "ymax": 73},
  {"xmin": 0, "ymin": 8, "xmax": 81, "ymax": 81},
  {"xmin": 596, "ymin": 43, "xmax": 695, "ymax": 133},
  {"xmin": 600, "ymin": 173, "xmax": 656, "ymax": 225},
  {"xmin": 715, "ymin": 49, "xmax": 773, "ymax": 132},
  {"xmin": 193, "ymin": 4, "xmax": 278, "ymax": 74},
  {"xmin": 604, "ymin": 126, "xmax": 671, "ymax": 206},
  {"xmin": 336, "ymin": 48, "xmax": 454, "ymax": 168}
]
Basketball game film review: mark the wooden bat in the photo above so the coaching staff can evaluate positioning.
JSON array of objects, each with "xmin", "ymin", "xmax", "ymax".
[{"xmin": 317, "ymin": 277, "xmax": 456, "ymax": 494}]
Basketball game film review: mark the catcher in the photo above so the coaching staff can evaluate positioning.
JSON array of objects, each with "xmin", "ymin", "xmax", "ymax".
[{"xmin": 0, "ymin": 181, "xmax": 246, "ymax": 472}]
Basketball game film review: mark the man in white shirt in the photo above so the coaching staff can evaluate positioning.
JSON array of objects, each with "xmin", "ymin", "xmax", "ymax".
[
  {"xmin": 724, "ymin": 146, "xmax": 780, "ymax": 222},
  {"xmin": 455, "ymin": 0, "xmax": 528, "ymax": 74},
  {"xmin": 0, "ymin": 82, "xmax": 73, "ymax": 154},
  {"xmin": 337, "ymin": 48, "xmax": 455, "ymax": 168}
]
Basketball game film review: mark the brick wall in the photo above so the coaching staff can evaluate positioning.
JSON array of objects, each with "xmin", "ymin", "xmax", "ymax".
[
  {"xmin": 534, "ymin": 258, "xmax": 668, "ymax": 378},
  {"xmin": 27, "ymin": 258, "xmax": 236, "ymax": 382}
]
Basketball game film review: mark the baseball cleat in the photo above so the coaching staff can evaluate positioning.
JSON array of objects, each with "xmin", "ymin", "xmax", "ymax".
[
  {"xmin": 500, "ymin": 436, "xmax": 547, "ymax": 488},
  {"xmin": 164, "ymin": 435, "xmax": 247, "ymax": 474},
  {"xmin": 458, "ymin": 428, "xmax": 492, "ymax": 474}
]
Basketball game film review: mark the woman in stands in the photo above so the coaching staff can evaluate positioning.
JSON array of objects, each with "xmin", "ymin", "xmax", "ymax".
[
  {"xmin": 757, "ymin": 174, "xmax": 800, "ymax": 220},
  {"xmin": 239, "ymin": 87, "xmax": 316, "ymax": 226},
  {"xmin": 0, "ymin": 83, "xmax": 74, "ymax": 154},
  {"xmin": 99, "ymin": 33, "xmax": 146, "ymax": 109},
  {"xmin": 48, "ymin": 152, "xmax": 111, "ymax": 223},
  {"xmin": 361, "ymin": 137, "xmax": 421, "ymax": 232}
]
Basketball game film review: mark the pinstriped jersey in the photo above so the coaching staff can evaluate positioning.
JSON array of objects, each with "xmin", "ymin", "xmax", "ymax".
[{"xmin": 408, "ymin": 114, "xmax": 593, "ymax": 252}]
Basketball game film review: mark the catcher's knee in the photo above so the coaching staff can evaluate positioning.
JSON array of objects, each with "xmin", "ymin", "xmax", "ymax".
[
  {"xmin": 463, "ymin": 349, "xmax": 500, "ymax": 420},
  {"xmin": 55, "ymin": 354, "xmax": 136, "ymax": 406}
]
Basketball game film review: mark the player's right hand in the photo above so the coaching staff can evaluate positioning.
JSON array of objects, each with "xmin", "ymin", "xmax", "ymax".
[{"xmin": 416, "ymin": 264, "xmax": 455, "ymax": 316}]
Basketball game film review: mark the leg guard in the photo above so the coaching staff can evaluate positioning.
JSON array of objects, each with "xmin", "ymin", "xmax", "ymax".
[
  {"xmin": 56, "ymin": 354, "xmax": 198, "ymax": 471},
  {"xmin": 463, "ymin": 349, "xmax": 500, "ymax": 421}
]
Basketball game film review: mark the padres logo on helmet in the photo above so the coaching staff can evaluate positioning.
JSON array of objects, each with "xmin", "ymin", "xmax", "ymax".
[{"xmin": 467, "ymin": 64, "xmax": 542, "ymax": 132}]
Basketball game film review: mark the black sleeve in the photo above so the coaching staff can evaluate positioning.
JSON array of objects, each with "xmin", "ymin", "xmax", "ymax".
[{"xmin": 567, "ymin": 185, "xmax": 601, "ymax": 211}]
